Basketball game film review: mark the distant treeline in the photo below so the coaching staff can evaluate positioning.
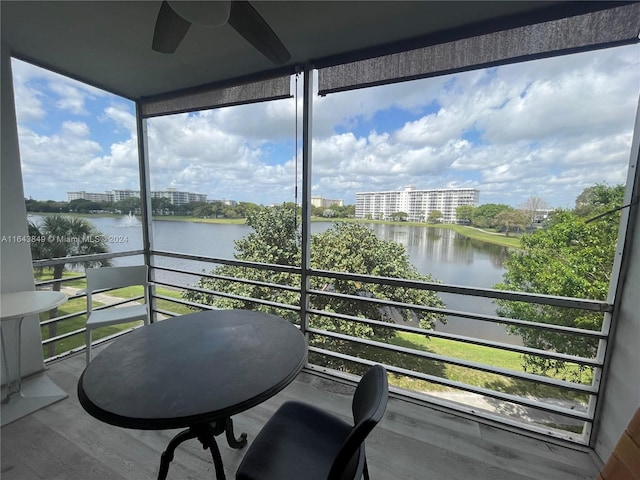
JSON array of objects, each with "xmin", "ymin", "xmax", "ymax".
[{"xmin": 25, "ymin": 198, "xmax": 356, "ymax": 219}]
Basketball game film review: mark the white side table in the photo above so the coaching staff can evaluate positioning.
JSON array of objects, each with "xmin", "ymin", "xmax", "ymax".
[{"xmin": 1, "ymin": 290, "xmax": 69, "ymax": 425}]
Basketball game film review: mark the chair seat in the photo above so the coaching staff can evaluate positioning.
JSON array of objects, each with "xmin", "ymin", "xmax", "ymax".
[
  {"xmin": 86, "ymin": 304, "xmax": 148, "ymax": 327},
  {"xmin": 237, "ymin": 401, "xmax": 353, "ymax": 480}
]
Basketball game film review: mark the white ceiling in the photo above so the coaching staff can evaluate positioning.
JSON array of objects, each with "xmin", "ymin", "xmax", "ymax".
[{"xmin": 0, "ymin": 1, "xmax": 622, "ymax": 100}]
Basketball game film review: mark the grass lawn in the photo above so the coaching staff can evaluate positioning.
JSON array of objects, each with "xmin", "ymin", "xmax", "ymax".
[
  {"xmin": 386, "ymin": 331, "xmax": 591, "ymax": 403},
  {"xmin": 444, "ymin": 225, "xmax": 522, "ymax": 248}
]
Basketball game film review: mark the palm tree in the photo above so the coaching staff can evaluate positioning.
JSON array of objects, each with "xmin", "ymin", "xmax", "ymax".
[{"xmin": 28, "ymin": 215, "xmax": 111, "ymax": 357}]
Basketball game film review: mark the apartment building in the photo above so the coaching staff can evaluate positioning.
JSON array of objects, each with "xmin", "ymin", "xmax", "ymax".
[
  {"xmin": 150, "ymin": 188, "xmax": 207, "ymax": 205},
  {"xmin": 112, "ymin": 189, "xmax": 140, "ymax": 202},
  {"xmin": 67, "ymin": 191, "xmax": 115, "ymax": 203},
  {"xmin": 355, "ymin": 186, "xmax": 480, "ymax": 223},
  {"xmin": 311, "ymin": 196, "xmax": 344, "ymax": 208},
  {"xmin": 68, "ymin": 188, "xmax": 206, "ymax": 205}
]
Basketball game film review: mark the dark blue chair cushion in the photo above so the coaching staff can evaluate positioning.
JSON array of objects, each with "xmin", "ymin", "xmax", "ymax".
[{"xmin": 237, "ymin": 401, "xmax": 353, "ymax": 480}]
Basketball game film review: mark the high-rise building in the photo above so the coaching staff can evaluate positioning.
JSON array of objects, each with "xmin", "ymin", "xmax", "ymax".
[
  {"xmin": 150, "ymin": 188, "xmax": 207, "ymax": 205},
  {"xmin": 67, "ymin": 191, "xmax": 115, "ymax": 202},
  {"xmin": 311, "ymin": 196, "xmax": 344, "ymax": 208},
  {"xmin": 112, "ymin": 189, "xmax": 140, "ymax": 202},
  {"xmin": 355, "ymin": 186, "xmax": 480, "ymax": 223},
  {"xmin": 68, "ymin": 188, "xmax": 207, "ymax": 205}
]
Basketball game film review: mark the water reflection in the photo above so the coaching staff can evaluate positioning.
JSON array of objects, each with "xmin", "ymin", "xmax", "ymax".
[
  {"xmin": 364, "ymin": 224, "xmax": 510, "ymax": 283},
  {"xmin": 451, "ymin": 232, "xmax": 512, "ymax": 270},
  {"xmin": 361, "ymin": 223, "xmax": 518, "ymax": 345},
  {"xmin": 366, "ymin": 224, "xmax": 510, "ymax": 270}
]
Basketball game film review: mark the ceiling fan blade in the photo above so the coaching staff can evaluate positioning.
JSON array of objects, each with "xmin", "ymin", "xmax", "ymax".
[
  {"xmin": 152, "ymin": 0, "xmax": 192, "ymax": 54},
  {"xmin": 228, "ymin": 1, "xmax": 291, "ymax": 65}
]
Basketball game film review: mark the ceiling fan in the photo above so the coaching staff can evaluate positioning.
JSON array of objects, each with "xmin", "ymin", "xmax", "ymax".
[{"xmin": 152, "ymin": 0, "xmax": 291, "ymax": 65}]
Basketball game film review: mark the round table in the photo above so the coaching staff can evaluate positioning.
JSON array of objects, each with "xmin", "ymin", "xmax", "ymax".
[
  {"xmin": 78, "ymin": 309, "xmax": 307, "ymax": 480},
  {"xmin": 1, "ymin": 290, "xmax": 67, "ymax": 400}
]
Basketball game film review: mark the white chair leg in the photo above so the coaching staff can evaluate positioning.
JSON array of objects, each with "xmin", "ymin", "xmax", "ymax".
[{"xmin": 86, "ymin": 328, "xmax": 92, "ymax": 364}]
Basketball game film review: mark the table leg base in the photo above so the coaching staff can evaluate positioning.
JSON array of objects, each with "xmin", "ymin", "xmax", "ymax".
[
  {"xmin": 225, "ymin": 417, "xmax": 248, "ymax": 448},
  {"xmin": 158, "ymin": 417, "xmax": 247, "ymax": 480},
  {"xmin": 0, "ymin": 373, "xmax": 68, "ymax": 426}
]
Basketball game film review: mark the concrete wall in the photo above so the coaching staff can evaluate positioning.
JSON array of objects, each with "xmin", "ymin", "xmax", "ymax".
[
  {"xmin": 593, "ymin": 105, "xmax": 640, "ymax": 461},
  {"xmin": 1, "ymin": 45, "xmax": 45, "ymax": 383}
]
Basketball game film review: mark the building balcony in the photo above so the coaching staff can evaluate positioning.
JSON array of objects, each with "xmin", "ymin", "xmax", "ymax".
[{"xmin": 2, "ymin": 3, "xmax": 639, "ymax": 478}]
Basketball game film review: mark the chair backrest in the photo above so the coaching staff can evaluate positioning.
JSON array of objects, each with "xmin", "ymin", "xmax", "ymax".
[
  {"xmin": 328, "ymin": 365, "xmax": 389, "ymax": 480},
  {"xmin": 86, "ymin": 265, "xmax": 149, "ymax": 313}
]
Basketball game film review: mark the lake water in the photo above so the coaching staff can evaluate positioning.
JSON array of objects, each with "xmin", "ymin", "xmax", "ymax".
[{"xmin": 34, "ymin": 215, "xmax": 519, "ymax": 344}]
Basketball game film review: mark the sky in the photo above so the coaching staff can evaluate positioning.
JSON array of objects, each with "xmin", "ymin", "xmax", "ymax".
[{"xmin": 12, "ymin": 44, "xmax": 640, "ymax": 209}]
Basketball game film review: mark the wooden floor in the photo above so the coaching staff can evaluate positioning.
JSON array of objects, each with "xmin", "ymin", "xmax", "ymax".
[{"xmin": 2, "ymin": 350, "xmax": 601, "ymax": 480}]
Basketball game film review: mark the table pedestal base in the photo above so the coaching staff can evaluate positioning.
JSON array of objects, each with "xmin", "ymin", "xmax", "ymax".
[
  {"xmin": 1, "ymin": 372, "xmax": 68, "ymax": 426},
  {"xmin": 158, "ymin": 417, "xmax": 247, "ymax": 480}
]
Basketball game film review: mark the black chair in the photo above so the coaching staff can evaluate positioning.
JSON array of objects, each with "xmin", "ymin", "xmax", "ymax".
[{"xmin": 236, "ymin": 365, "xmax": 389, "ymax": 480}]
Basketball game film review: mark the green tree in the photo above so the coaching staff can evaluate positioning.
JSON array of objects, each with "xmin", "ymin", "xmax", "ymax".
[
  {"xmin": 574, "ymin": 184, "xmax": 626, "ymax": 218},
  {"xmin": 456, "ymin": 205, "xmax": 475, "ymax": 224},
  {"xmin": 115, "ymin": 197, "xmax": 140, "ymax": 214},
  {"xmin": 494, "ymin": 184, "xmax": 624, "ymax": 380},
  {"xmin": 311, "ymin": 205, "xmax": 326, "ymax": 217},
  {"xmin": 234, "ymin": 206, "xmax": 300, "ymax": 266},
  {"xmin": 493, "ymin": 210, "xmax": 529, "ymax": 236},
  {"xmin": 333, "ymin": 204, "xmax": 355, "ymax": 218},
  {"xmin": 192, "ymin": 203, "xmax": 215, "ymax": 218},
  {"xmin": 426, "ymin": 210, "xmax": 443, "ymax": 224},
  {"xmin": 28, "ymin": 215, "xmax": 111, "ymax": 357},
  {"xmin": 390, "ymin": 211, "xmax": 408, "ymax": 221},
  {"xmin": 69, "ymin": 199, "xmax": 95, "ymax": 213},
  {"xmin": 471, "ymin": 203, "xmax": 512, "ymax": 228},
  {"xmin": 151, "ymin": 197, "xmax": 173, "ymax": 215},
  {"xmin": 25, "ymin": 199, "xmax": 69, "ymax": 213},
  {"xmin": 235, "ymin": 201, "xmax": 261, "ymax": 218},
  {"xmin": 221, "ymin": 205, "xmax": 239, "ymax": 218},
  {"xmin": 311, "ymin": 222, "xmax": 444, "ymax": 329},
  {"xmin": 182, "ymin": 206, "xmax": 302, "ymax": 316},
  {"xmin": 183, "ymin": 206, "xmax": 445, "ymax": 371}
]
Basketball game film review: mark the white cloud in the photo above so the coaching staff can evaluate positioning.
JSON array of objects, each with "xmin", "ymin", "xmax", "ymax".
[
  {"xmin": 12, "ymin": 59, "xmax": 107, "ymax": 120},
  {"xmin": 50, "ymin": 83, "xmax": 91, "ymax": 115},
  {"xmin": 308, "ymin": 45, "xmax": 639, "ymax": 207},
  {"xmin": 102, "ymin": 105, "xmax": 136, "ymax": 134},
  {"xmin": 61, "ymin": 121, "xmax": 90, "ymax": 138},
  {"xmin": 19, "ymin": 125, "xmax": 104, "ymax": 198},
  {"xmin": 143, "ymin": 112, "xmax": 298, "ymax": 202},
  {"xmin": 11, "ymin": 45, "xmax": 640, "ymax": 208},
  {"xmin": 11, "ymin": 76, "xmax": 45, "ymax": 124}
]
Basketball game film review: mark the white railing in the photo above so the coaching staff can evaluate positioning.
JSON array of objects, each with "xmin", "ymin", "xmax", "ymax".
[{"xmin": 33, "ymin": 248, "xmax": 611, "ymax": 444}]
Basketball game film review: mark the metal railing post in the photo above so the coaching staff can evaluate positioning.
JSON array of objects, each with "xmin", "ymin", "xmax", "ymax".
[
  {"xmin": 299, "ymin": 65, "xmax": 313, "ymax": 337},
  {"xmin": 135, "ymin": 103, "xmax": 157, "ymax": 322}
]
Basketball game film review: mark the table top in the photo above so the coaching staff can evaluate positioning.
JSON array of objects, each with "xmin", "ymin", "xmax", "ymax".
[
  {"xmin": 78, "ymin": 309, "xmax": 307, "ymax": 430},
  {"xmin": 1, "ymin": 290, "xmax": 67, "ymax": 321}
]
